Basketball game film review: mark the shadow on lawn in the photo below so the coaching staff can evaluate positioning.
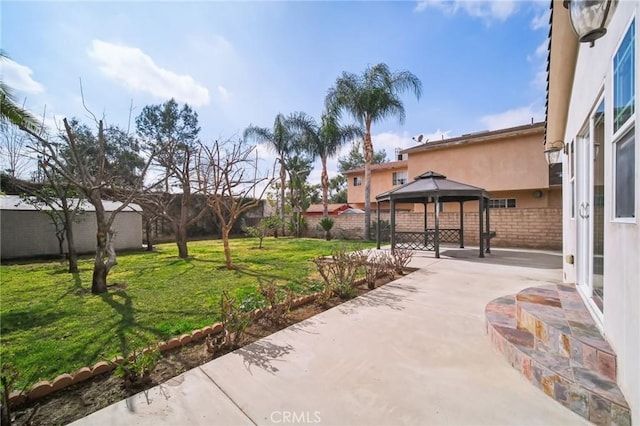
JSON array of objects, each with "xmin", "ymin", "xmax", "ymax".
[
  {"xmin": 0, "ymin": 309, "xmax": 66, "ymax": 334},
  {"xmin": 91, "ymin": 290, "xmax": 165, "ymax": 356}
]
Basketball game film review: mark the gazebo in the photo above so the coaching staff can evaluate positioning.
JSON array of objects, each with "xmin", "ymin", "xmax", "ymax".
[{"xmin": 375, "ymin": 171, "xmax": 493, "ymax": 258}]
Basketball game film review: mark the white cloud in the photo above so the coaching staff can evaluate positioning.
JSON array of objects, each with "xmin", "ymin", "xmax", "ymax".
[
  {"xmin": 88, "ymin": 40, "xmax": 210, "ymax": 107},
  {"xmin": 530, "ymin": 8, "xmax": 550, "ymax": 30},
  {"xmin": 534, "ymin": 38, "xmax": 548, "ymax": 58},
  {"xmin": 480, "ymin": 105, "xmax": 545, "ymax": 130},
  {"xmin": 1, "ymin": 58, "xmax": 45, "ymax": 94},
  {"xmin": 217, "ymin": 85, "xmax": 231, "ymax": 101},
  {"xmin": 415, "ymin": 0, "xmax": 517, "ymax": 22}
]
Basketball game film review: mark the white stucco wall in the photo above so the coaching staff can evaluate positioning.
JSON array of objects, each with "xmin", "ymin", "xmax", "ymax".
[
  {"xmin": 563, "ymin": 2, "xmax": 639, "ymax": 420},
  {"xmin": 1, "ymin": 202, "xmax": 143, "ymax": 259}
]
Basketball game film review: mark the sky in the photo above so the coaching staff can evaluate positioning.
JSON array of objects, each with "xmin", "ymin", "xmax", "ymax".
[{"xmin": 1, "ymin": 0, "xmax": 550, "ymax": 185}]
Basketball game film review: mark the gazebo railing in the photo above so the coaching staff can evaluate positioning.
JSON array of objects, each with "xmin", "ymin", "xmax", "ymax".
[{"xmin": 394, "ymin": 228, "xmax": 461, "ymax": 251}]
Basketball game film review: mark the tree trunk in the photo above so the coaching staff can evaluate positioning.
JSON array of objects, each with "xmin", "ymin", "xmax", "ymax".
[
  {"xmin": 65, "ymin": 221, "xmax": 79, "ymax": 273},
  {"xmin": 279, "ymin": 159, "xmax": 286, "ymax": 236},
  {"xmin": 63, "ymin": 207, "xmax": 78, "ymax": 273},
  {"xmin": 175, "ymin": 224, "xmax": 189, "ymax": 258},
  {"xmin": 91, "ymin": 195, "xmax": 117, "ymax": 294},
  {"xmin": 222, "ymin": 226, "xmax": 233, "ymax": 269},
  {"xmin": 363, "ymin": 126, "xmax": 373, "ymax": 240},
  {"xmin": 92, "ymin": 258, "xmax": 108, "ymax": 294},
  {"xmin": 145, "ymin": 217, "xmax": 154, "ymax": 251},
  {"xmin": 321, "ymin": 155, "xmax": 329, "ymax": 218}
]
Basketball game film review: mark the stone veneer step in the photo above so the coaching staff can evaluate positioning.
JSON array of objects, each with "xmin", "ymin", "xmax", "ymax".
[
  {"xmin": 486, "ymin": 287, "xmax": 631, "ymax": 426},
  {"xmin": 515, "ymin": 285, "xmax": 617, "ymax": 381}
]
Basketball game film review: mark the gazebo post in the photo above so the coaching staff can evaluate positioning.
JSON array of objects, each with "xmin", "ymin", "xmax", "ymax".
[
  {"xmin": 390, "ymin": 199, "xmax": 396, "ymax": 249},
  {"xmin": 459, "ymin": 200, "xmax": 464, "ymax": 248},
  {"xmin": 479, "ymin": 197, "xmax": 485, "ymax": 258},
  {"xmin": 376, "ymin": 202, "xmax": 381, "ymax": 249},
  {"xmin": 435, "ymin": 196, "xmax": 440, "ymax": 259},
  {"xmin": 423, "ymin": 200, "xmax": 428, "ymax": 248},
  {"xmin": 485, "ymin": 197, "xmax": 491, "ymax": 254}
]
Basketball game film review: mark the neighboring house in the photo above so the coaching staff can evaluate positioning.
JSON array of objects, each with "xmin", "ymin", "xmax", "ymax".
[
  {"xmin": 546, "ymin": 0, "xmax": 638, "ymax": 421},
  {"xmin": 344, "ymin": 122, "xmax": 563, "ymax": 249},
  {"xmin": 0, "ymin": 195, "xmax": 143, "ymax": 259},
  {"xmin": 304, "ymin": 203, "xmax": 353, "ymax": 216}
]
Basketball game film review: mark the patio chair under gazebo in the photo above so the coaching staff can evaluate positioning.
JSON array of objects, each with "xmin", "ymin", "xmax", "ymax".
[{"xmin": 375, "ymin": 171, "xmax": 493, "ymax": 258}]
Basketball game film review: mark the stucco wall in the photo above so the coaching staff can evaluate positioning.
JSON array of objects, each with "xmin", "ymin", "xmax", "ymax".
[
  {"xmin": 561, "ymin": 1, "xmax": 639, "ymax": 419},
  {"xmin": 1, "ymin": 210, "xmax": 143, "ymax": 259},
  {"xmin": 306, "ymin": 208, "xmax": 562, "ymax": 250},
  {"xmin": 406, "ymin": 131, "xmax": 548, "ymax": 191}
]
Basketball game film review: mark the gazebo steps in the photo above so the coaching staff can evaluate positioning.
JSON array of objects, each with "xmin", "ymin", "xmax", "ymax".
[{"xmin": 485, "ymin": 285, "xmax": 631, "ymax": 425}]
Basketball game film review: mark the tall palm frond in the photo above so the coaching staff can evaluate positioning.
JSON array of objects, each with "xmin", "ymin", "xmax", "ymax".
[
  {"xmin": 0, "ymin": 52, "xmax": 40, "ymax": 133},
  {"xmin": 325, "ymin": 62, "xmax": 422, "ymax": 238}
]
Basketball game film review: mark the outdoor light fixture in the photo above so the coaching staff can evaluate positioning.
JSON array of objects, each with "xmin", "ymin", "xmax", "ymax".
[
  {"xmin": 563, "ymin": 0, "xmax": 618, "ymax": 46},
  {"xmin": 544, "ymin": 140, "xmax": 565, "ymax": 165}
]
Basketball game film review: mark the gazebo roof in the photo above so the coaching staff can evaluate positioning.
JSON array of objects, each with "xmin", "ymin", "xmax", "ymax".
[{"xmin": 376, "ymin": 171, "xmax": 490, "ymax": 203}]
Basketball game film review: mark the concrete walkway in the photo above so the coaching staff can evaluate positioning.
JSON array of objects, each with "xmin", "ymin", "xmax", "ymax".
[{"xmin": 73, "ymin": 248, "xmax": 589, "ymax": 425}]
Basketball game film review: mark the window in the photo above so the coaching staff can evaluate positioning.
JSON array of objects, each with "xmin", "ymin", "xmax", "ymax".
[
  {"xmin": 614, "ymin": 19, "xmax": 635, "ymax": 133},
  {"xmin": 615, "ymin": 128, "xmax": 635, "ymax": 218},
  {"xmin": 392, "ymin": 171, "xmax": 407, "ymax": 186},
  {"xmin": 488, "ymin": 198, "xmax": 516, "ymax": 209},
  {"xmin": 353, "ymin": 176, "xmax": 362, "ymax": 186}
]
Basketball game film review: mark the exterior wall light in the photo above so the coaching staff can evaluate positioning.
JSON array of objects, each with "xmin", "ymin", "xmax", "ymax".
[
  {"xmin": 544, "ymin": 140, "xmax": 565, "ymax": 165},
  {"xmin": 563, "ymin": 0, "xmax": 618, "ymax": 46}
]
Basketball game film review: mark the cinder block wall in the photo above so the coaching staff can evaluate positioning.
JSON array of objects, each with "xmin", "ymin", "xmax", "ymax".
[{"xmin": 305, "ymin": 208, "xmax": 562, "ymax": 250}]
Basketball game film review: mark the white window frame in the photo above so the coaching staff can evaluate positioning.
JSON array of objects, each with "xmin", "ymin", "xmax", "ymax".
[
  {"xmin": 352, "ymin": 176, "xmax": 362, "ymax": 187},
  {"xmin": 488, "ymin": 198, "xmax": 516, "ymax": 209},
  {"xmin": 611, "ymin": 17, "xmax": 636, "ymax": 223},
  {"xmin": 392, "ymin": 171, "xmax": 407, "ymax": 186}
]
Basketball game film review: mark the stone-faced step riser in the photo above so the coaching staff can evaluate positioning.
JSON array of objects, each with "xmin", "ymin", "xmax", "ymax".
[
  {"xmin": 515, "ymin": 302, "xmax": 617, "ymax": 382},
  {"xmin": 487, "ymin": 321, "xmax": 631, "ymax": 426}
]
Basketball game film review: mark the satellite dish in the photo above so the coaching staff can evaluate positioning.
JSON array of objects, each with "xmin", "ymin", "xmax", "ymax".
[{"xmin": 412, "ymin": 134, "xmax": 428, "ymax": 143}]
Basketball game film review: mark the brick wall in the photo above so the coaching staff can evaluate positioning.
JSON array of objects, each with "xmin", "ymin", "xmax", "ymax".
[{"xmin": 305, "ymin": 208, "xmax": 562, "ymax": 250}]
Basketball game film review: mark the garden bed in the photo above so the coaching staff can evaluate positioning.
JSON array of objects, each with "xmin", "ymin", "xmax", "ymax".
[{"xmin": 7, "ymin": 270, "xmax": 414, "ymax": 425}]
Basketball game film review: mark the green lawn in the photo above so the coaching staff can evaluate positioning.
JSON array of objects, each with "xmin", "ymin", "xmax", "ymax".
[{"xmin": 0, "ymin": 237, "xmax": 373, "ymax": 388}]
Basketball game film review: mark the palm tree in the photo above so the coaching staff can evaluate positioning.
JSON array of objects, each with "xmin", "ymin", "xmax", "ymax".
[
  {"xmin": 0, "ymin": 52, "xmax": 40, "ymax": 133},
  {"xmin": 326, "ymin": 63, "xmax": 422, "ymax": 240},
  {"xmin": 290, "ymin": 111, "xmax": 363, "ymax": 218},
  {"xmin": 244, "ymin": 114, "xmax": 297, "ymax": 235}
]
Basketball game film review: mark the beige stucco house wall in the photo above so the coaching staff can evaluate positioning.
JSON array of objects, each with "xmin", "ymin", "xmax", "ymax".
[
  {"xmin": 0, "ymin": 195, "xmax": 143, "ymax": 259},
  {"xmin": 343, "ymin": 122, "xmax": 562, "ymax": 248},
  {"xmin": 546, "ymin": 0, "xmax": 639, "ymax": 420},
  {"xmin": 346, "ymin": 122, "xmax": 560, "ymax": 211}
]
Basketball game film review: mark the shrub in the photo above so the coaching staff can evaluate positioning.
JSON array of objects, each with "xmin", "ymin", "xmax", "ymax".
[
  {"xmin": 391, "ymin": 248, "xmax": 414, "ymax": 274},
  {"xmin": 220, "ymin": 291, "xmax": 253, "ymax": 349},
  {"xmin": 112, "ymin": 348, "xmax": 161, "ymax": 389},
  {"xmin": 313, "ymin": 246, "xmax": 364, "ymax": 300},
  {"xmin": 363, "ymin": 250, "xmax": 393, "ymax": 290},
  {"xmin": 1, "ymin": 363, "xmax": 19, "ymax": 426},
  {"xmin": 246, "ymin": 216, "xmax": 282, "ymax": 248},
  {"xmin": 318, "ymin": 217, "xmax": 335, "ymax": 241},
  {"xmin": 258, "ymin": 281, "xmax": 295, "ymax": 326},
  {"xmin": 370, "ymin": 219, "xmax": 391, "ymax": 242}
]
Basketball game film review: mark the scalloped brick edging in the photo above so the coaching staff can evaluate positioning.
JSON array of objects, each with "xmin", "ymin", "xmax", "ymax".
[
  {"xmin": 7, "ymin": 292, "xmax": 326, "ymax": 407},
  {"xmin": 8, "ymin": 270, "xmax": 400, "ymax": 408}
]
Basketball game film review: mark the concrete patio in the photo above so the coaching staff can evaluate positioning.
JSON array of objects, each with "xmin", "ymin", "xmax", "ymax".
[{"xmin": 73, "ymin": 247, "xmax": 588, "ymax": 425}]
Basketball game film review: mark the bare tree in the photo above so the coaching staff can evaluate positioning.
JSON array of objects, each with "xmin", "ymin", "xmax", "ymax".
[
  {"xmin": 197, "ymin": 139, "xmax": 273, "ymax": 269},
  {"xmin": 27, "ymin": 117, "xmax": 155, "ymax": 294},
  {"xmin": 14, "ymin": 168, "xmax": 83, "ymax": 273},
  {"xmin": 0, "ymin": 119, "xmax": 31, "ymax": 178}
]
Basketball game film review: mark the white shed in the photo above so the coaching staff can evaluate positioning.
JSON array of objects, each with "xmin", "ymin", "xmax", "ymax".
[{"xmin": 0, "ymin": 195, "xmax": 143, "ymax": 259}]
